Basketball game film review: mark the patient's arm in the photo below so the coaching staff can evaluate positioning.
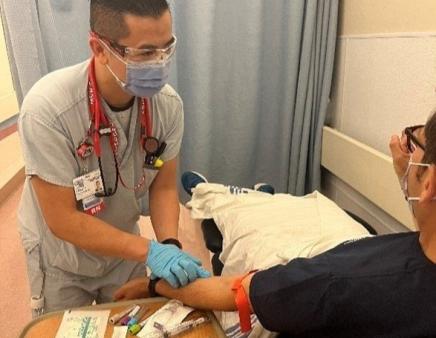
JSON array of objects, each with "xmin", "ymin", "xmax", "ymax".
[
  {"xmin": 113, "ymin": 275, "xmax": 255, "ymax": 312},
  {"xmin": 156, "ymin": 275, "xmax": 254, "ymax": 311}
]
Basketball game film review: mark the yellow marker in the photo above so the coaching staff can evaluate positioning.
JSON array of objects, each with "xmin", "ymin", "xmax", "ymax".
[{"xmin": 154, "ymin": 158, "xmax": 164, "ymax": 168}]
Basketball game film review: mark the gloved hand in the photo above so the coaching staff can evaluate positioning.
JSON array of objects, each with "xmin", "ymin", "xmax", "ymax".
[{"xmin": 146, "ymin": 240, "xmax": 211, "ymax": 288}]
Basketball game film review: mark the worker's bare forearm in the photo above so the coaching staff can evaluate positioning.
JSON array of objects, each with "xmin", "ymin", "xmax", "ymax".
[
  {"xmin": 150, "ymin": 187, "xmax": 180, "ymax": 241},
  {"xmin": 149, "ymin": 158, "xmax": 180, "ymax": 242},
  {"xmin": 31, "ymin": 176, "xmax": 149, "ymax": 262},
  {"xmin": 60, "ymin": 211, "xmax": 149, "ymax": 261}
]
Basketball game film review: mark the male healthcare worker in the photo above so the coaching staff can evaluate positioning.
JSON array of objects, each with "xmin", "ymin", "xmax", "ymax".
[
  {"xmin": 17, "ymin": 0, "xmax": 209, "ymax": 317},
  {"xmin": 115, "ymin": 116, "xmax": 436, "ymax": 337}
]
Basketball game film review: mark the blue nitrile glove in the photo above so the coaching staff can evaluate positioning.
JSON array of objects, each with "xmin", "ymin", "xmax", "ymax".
[{"xmin": 146, "ymin": 240, "xmax": 211, "ymax": 288}]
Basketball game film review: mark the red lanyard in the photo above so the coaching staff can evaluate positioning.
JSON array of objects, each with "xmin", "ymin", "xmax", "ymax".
[
  {"xmin": 87, "ymin": 58, "xmax": 153, "ymax": 193},
  {"xmin": 87, "ymin": 58, "xmax": 152, "ymax": 158}
]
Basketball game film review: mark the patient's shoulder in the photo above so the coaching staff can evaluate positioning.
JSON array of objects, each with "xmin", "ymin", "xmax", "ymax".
[{"xmin": 326, "ymin": 232, "xmax": 423, "ymax": 277}]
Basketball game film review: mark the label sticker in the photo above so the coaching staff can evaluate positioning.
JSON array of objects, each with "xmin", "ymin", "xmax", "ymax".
[{"xmin": 82, "ymin": 195, "xmax": 105, "ymax": 216}]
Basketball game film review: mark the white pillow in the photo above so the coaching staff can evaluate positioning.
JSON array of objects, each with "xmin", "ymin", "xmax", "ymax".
[
  {"xmin": 188, "ymin": 184, "xmax": 371, "ymax": 275},
  {"xmin": 187, "ymin": 184, "xmax": 371, "ymax": 337}
]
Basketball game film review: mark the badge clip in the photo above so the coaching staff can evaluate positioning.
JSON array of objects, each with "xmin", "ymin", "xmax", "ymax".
[{"xmin": 76, "ymin": 141, "xmax": 94, "ymax": 159}]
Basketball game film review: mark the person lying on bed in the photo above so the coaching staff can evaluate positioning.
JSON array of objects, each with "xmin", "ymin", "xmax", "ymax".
[{"xmin": 113, "ymin": 113, "xmax": 436, "ymax": 338}]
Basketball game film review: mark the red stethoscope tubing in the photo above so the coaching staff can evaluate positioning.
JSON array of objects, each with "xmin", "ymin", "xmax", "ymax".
[{"xmin": 88, "ymin": 58, "xmax": 152, "ymax": 156}]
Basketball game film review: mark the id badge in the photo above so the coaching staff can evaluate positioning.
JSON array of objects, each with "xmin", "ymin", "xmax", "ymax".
[
  {"xmin": 73, "ymin": 169, "xmax": 104, "ymax": 201},
  {"xmin": 82, "ymin": 195, "xmax": 105, "ymax": 216}
]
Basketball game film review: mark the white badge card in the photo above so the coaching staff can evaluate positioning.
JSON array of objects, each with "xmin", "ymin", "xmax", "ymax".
[{"xmin": 73, "ymin": 169, "xmax": 104, "ymax": 201}]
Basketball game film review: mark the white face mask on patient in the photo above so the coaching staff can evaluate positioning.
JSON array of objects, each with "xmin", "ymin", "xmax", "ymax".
[{"xmin": 401, "ymin": 157, "xmax": 431, "ymax": 216}]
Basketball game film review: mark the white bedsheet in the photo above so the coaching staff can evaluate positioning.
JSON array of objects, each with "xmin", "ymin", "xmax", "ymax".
[{"xmin": 187, "ymin": 183, "xmax": 371, "ymax": 337}]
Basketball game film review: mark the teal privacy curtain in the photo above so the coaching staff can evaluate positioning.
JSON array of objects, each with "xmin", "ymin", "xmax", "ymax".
[
  {"xmin": 0, "ymin": 0, "xmax": 90, "ymax": 103},
  {"xmin": 1, "ymin": 0, "xmax": 338, "ymax": 195},
  {"xmin": 169, "ymin": 0, "xmax": 339, "ymax": 195}
]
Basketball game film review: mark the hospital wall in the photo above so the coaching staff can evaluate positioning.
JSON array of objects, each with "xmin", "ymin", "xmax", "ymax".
[
  {"xmin": 0, "ymin": 18, "xmax": 18, "ymax": 123},
  {"xmin": 323, "ymin": 0, "xmax": 436, "ymax": 233},
  {"xmin": 0, "ymin": 16, "xmax": 22, "ymax": 205}
]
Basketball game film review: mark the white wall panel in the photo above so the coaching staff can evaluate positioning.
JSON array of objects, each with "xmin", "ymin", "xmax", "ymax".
[
  {"xmin": 330, "ymin": 34, "xmax": 436, "ymax": 155},
  {"xmin": 327, "ymin": 39, "xmax": 347, "ymax": 129},
  {"xmin": 324, "ymin": 33, "xmax": 436, "ymax": 233}
]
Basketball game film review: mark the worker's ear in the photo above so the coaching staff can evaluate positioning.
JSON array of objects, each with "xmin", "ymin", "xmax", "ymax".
[
  {"xmin": 89, "ymin": 35, "xmax": 109, "ymax": 65},
  {"xmin": 420, "ymin": 164, "xmax": 436, "ymax": 203}
]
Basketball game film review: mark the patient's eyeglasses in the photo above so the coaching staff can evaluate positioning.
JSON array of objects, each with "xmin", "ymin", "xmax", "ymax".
[
  {"xmin": 404, "ymin": 125, "xmax": 425, "ymax": 153},
  {"xmin": 91, "ymin": 31, "xmax": 177, "ymax": 64}
]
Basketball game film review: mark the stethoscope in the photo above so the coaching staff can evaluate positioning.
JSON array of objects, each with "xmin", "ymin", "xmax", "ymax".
[{"xmin": 76, "ymin": 58, "xmax": 166, "ymax": 197}]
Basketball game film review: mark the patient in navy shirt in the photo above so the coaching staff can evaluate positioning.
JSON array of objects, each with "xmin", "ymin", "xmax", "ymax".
[{"xmin": 115, "ymin": 116, "xmax": 436, "ymax": 337}]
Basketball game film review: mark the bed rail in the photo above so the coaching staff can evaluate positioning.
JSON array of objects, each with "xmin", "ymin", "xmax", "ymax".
[{"xmin": 321, "ymin": 126, "xmax": 414, "ymax": 230}]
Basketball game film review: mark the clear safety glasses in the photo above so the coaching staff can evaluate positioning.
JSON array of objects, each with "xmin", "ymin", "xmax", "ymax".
[{"xmin": 91, "ymin": 31, "xmax": 177, "ymax": 64}]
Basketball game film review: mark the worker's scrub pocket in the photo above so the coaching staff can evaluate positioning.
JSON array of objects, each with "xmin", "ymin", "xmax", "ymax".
[{"xmin": 25, "ymin": 243, "xmax": 45, "ymax": 318}]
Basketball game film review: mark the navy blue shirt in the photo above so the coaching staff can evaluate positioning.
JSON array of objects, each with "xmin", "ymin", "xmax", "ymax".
[{"xmin": 250, "ymin": 232, "xmax": 436, "ymax": 337}]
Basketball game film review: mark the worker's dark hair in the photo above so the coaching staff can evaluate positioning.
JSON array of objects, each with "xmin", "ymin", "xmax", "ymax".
[
  {"xmin": 424, "ymin": 111, "xmax": 436, "ymax": 166},
  {"xmin": 90, "ymin": 0, "xmax": 170, "ymax": 41}
]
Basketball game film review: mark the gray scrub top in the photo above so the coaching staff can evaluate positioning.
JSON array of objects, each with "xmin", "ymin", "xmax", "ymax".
[{"xmin": 17, "ymin": 60, "xmax": 184, "ymax": 277}]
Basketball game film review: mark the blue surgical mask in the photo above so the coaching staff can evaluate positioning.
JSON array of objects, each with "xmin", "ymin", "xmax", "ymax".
[{"xmin": 106, "ymin": 54, "xmax": 172, "ymax": 98}]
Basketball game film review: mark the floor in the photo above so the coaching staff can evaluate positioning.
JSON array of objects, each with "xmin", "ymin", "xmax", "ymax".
[{"xmin": 0, "ymin": 183, "xmax": 211, "ymax": 338}]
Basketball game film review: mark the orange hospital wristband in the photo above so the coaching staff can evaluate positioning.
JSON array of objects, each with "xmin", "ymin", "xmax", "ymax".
[{"xmin": 231, "ymin": 270, "xmax": 258, "ymax": 333}]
